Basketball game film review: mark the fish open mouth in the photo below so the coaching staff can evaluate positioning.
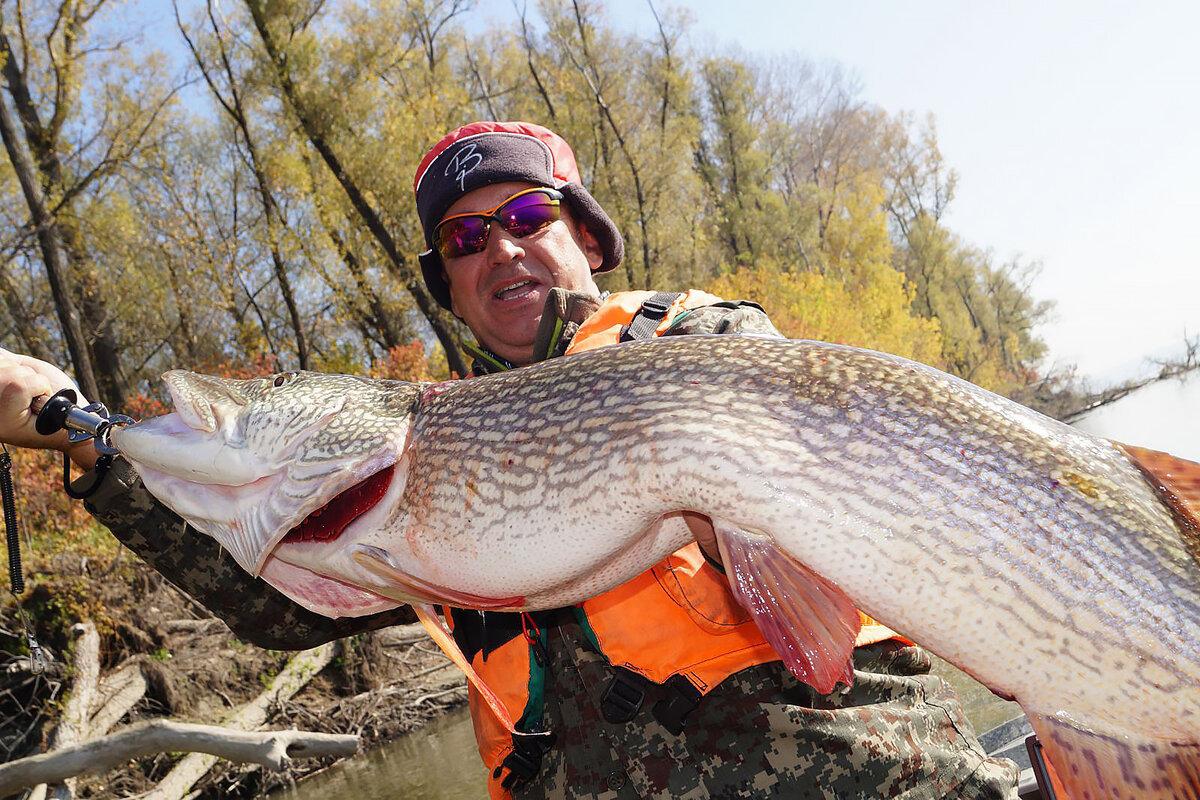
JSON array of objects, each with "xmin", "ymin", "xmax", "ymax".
[{"xmin": 281, "ymin": 465, "xmax": 395, "ymax": 544}]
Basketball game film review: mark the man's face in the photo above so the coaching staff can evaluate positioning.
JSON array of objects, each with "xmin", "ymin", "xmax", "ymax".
[{"xmin": 441, "ymin": 181, "xmax": 603, "ymax": 366}]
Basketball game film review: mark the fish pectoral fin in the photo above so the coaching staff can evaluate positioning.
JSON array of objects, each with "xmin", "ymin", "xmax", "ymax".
[
  {"xmin": 713, "ymin": 519, "xmax": 858, "ymax": 695},
  {"xmin": 351, "ymin": 548, "xmax": 524, "ymax": 609},
  {"xmin": 1029, "ymin": 712, "xmax": 1200, "ymax": 800},
  {"xmin": 413, "ymin": 603, "xmax": 516, "ymax": 734}
]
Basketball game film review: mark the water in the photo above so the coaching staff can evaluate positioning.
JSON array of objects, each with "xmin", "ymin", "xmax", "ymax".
[{"xmin": 274, "ymin": 706, "xmax": 489, "ymax": 800}]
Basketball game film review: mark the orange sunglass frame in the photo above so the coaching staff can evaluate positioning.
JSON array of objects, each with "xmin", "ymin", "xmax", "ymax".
[{"xmin": 432, "ymin": 187, "xmax": 564, "ymax": 260}]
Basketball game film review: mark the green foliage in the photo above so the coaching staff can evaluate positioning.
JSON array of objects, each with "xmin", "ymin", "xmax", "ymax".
[{"xmin": 0, "ymin": 0, "xmax": 1058, "ymax": 415}]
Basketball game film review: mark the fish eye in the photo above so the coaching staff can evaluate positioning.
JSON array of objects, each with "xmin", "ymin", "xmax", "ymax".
[{"xmin": 272, "ymin": 372, "xmax": 297, "ymax": 387}]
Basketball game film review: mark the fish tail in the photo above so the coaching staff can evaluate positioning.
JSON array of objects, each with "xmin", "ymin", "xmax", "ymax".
[
  {"xmin": 713, "ymin": 519, "xmax": 858, "ymax": 694},
  {"xmin": 1029, "ymin": 712, "xmax": 1200, "ymax": 799}
]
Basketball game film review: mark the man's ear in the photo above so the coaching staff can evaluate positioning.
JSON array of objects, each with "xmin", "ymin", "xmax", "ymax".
[
  {"xmin": 574, "ymin": 220, "xmax": 604, "ymax": 271},
  {"xmin": 444, "ymin": 269, "xmax": 463, "ymax": 319}
]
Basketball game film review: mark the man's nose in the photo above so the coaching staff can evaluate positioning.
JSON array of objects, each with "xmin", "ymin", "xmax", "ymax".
[{"xmin": 486, "ymin": 227, "xmax": 525, "ymax": 265}]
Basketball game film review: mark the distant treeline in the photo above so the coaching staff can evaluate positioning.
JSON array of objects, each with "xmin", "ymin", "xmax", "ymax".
[{"xmin": 0, "ymin": 0, "xmax": 1077, "ymax": 415}]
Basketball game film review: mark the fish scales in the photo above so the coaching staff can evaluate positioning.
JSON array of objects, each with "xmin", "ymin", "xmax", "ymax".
[
  {"xmin": 110, "ymin": 335, "xmax": 1200, "ymax": 796},
  {"xmin": 398, "ymin": 338, "xmax": 1198, "ymax": 726}
]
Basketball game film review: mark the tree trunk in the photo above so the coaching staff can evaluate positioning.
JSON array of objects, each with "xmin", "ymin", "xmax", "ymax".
[
  {"xmin": 0, "ymin": 28, "xmax": 125, "ymax": 407},
  {"xmin": 244, "ymin": 0, "xmax": 467, "ymax": 378},
  {"xmin": 0, "ymin": 93, "xmax": 101, "ymax": 401}
]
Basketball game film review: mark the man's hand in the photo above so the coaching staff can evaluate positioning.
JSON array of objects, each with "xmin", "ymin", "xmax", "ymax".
[
  {"xmin": 0, "ymin": 348, "xmax": 99, "ymax": 470},
  {"xmin": 682, "ymin": 511, "xmax": 723, "ymax": 567}
]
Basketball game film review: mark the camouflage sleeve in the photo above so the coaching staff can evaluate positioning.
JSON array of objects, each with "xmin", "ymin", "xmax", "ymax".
[
  {"xmin": 662, "ymin": 300, "xmax": 783, "ymax": 338},
  {"xmin": 78, "ymin": 456, "xmax": 410, "ymax": 649}
]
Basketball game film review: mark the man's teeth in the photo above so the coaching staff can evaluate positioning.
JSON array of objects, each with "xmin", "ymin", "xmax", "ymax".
[{"xmin": 494, "ymin": 280, "xmax": 534, "ymax": 299}]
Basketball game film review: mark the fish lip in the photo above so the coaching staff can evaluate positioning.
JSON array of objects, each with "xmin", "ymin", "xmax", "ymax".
[{"xmin": 162, "ymin": 370, "xmax": 245, "ymax": 433}]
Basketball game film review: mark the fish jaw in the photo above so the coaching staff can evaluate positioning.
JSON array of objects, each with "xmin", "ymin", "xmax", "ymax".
[
  {"xmin": 258, "ymin": 554, "xmax": 400, "ymax": 618},
  {"xmin": 267, "ymin": 451, "xmax": 430, "ymax": 605},
  {"xmin": 110, "ymin": 412, "xmax": 286, "ymax": 486},
  {"xmin": 112, "ymin": 370, "xmax": 422, "ymax": 575}
]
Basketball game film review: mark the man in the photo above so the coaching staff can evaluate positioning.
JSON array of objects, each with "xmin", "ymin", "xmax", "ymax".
[{"xmin": 0, "ymin": 121, "xmax": 1018, "ymax": 799}]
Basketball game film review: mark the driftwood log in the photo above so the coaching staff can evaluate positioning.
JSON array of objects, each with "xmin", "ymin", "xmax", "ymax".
[
  {"xmin": 0, "ymin": 721, "xmax": 358, "ymax": 795},
  {"xmin": 139, "ymin": 642, "xmax": 337, "ymax": 800},
  {"xmin": 26, "ymin": 621, "xmax": 100, "ymax": 800},
  {"xmin": 7, "ymin": 639, "xmax": 342, "ymax": 799}
]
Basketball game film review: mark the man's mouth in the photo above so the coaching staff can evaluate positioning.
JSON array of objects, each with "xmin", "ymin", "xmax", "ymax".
[
  {"xmin": 492, "ymin": 279, "xmax": 539, "ymax": 301},
  {"xmin": 280, "ymin": 465, "xmax": 394, "ymax": 544}
]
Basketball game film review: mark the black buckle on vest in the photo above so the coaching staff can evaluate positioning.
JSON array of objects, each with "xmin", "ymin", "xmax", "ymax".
[
  {"xmin": 652, "ymin": 675, "xmax": 703, "ymax": 735},
  {"xmin": 640, "ymin": 296, "xmax": 672, "ymax": 316},
  {"xmin": 619, "ymin": 291, "xmax": 682, "ymax": 342},
  {"xmin": 497, "ymin": 729, "xmax": 557, "ymax": 790},
  {"xmin": 601, "ymin": 667, "xmax": 648, "ymax": 723}
]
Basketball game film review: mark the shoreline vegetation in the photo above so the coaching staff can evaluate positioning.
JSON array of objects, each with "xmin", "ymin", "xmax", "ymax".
[
  {"xmin": 0, "ymin": 476, "xmax": 467, "ymax": 799},
  {"xmin": 3, "ymin": 0, "xmax": 1199, "ymax": 794}
]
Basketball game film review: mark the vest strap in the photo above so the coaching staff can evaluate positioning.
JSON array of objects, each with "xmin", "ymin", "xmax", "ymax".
[
  {"xmin": 601, "ymin": 666, "xmax": 649, "ymax": 723},
  {"xmin": 619, "ymin": 291, "xmax": 683, "ymax": 342},
  {"xmin": 651, "ymin": 674, "xmax": 703, "ymax": 735},
  {"xmin": 497, "ymin": 729, "xmax": 557, "ymax": 790}
]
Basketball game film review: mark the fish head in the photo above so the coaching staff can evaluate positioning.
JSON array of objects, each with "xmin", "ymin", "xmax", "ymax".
[{"xmin": 111, "ymin": 369, "xmax": 421, "ymax": 583}]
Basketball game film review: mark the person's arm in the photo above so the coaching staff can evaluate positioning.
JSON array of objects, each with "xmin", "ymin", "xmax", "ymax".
[
  {"xmin": 662, "ymin": 300, "xmax": 782, "ymax": 338},
  {"xmin": 0, "ymin": 348, "xmax": 406, "ymax": 649},
  {"xmin": 79, "ymin": 457, "xmax": 411, "ymax": 648}
]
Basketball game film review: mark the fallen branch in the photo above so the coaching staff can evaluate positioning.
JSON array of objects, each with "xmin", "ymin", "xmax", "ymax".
[
  {"xmin": 375, "ymin": 622, "xmax": 428, "ymax": 648},
  {"xmin": 89, "ymin": 659, "xmax": 150, "ymax": 737},
  {"xmin": 160, "ymin": 619, "xmax": 228, "ymax": 636},
  {"xmin": 141, "ymin": 643, "xmax": 336, "ymax": 800},
  {"xmin": 29, "ymin": 622, "xmax": 100, "ymax": 800},
  {"xmin": 409, "ymin": 685, "xmax": 465, "ymax": 706},
  {"xmin": 0, "ymin": 720, "xmax": 358, "ymax": 795}
]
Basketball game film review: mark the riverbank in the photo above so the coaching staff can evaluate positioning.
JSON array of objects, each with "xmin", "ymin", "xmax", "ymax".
[{"xmin": 1, "ymin": 536, "xmax": 466, "ymax": 798}]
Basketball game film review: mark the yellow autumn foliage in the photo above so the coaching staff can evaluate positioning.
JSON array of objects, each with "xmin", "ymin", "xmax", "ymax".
[{"xmin": 707, "ymin": 262, "xmax": 944, "ymax": 367}]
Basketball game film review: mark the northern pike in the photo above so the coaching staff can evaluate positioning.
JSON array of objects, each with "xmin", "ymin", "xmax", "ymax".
[{"xmin": 109, "ymin": 335, "xmax": 1200, "ymax": 799}]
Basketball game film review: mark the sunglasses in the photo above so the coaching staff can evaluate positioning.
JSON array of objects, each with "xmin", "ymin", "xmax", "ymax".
[{"xmin": 432, "ymin": 187, "xmax": 564, "ymax": 261}]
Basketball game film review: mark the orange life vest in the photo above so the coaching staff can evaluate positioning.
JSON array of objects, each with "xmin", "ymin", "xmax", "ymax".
[{"xmin": 455, "ymin": 290, "xmax": 899, "ymax": 799}]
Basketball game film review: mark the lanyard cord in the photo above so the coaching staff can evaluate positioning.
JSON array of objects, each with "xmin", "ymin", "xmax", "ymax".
[
  {"xmin": 1, "ymin": 444, "xmax": 46, "ymax": 674},
  {"xmin": 1, "ymin": 445, "xmax": 23, "ymax": 595}
]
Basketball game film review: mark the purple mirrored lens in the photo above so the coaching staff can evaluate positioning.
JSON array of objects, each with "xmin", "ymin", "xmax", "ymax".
[
  {"xmin": 434, "ymin": 190, "xmax": 560, "ymax": 260},
  {"xmin": 497, "ymin": 193, "xmax": 559, "ymax": 237},
  {"xmin": 435, "ymin": 218, "xmax": 489, "ymax": 259}
]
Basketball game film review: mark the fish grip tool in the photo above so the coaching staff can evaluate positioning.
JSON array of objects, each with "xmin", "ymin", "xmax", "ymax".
[{"xmin": 33, "ymin": 389, "xmax": 135, "ymax": 499}]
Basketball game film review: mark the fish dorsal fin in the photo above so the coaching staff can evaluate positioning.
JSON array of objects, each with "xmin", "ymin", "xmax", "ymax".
[
  {"xmin": 1116, "ymin": 442, "xmax": 1200, "ymax": 561},
  {"xmin": 713, "ymin": 519, "xmax": 858, "ymax": 695}
]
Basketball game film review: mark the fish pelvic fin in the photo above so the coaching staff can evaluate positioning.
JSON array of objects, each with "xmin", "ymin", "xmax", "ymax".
[
  {"xmin": 1029, "ymin": 712, "xmax": 1200, "ymax": 800},
  {"xmin": 713, "ymin": 519, "xmax": 858, "ymax": 695},
  {"xmin": 413, "ymin": 603, "xmax": 515, "ymax": 734}
]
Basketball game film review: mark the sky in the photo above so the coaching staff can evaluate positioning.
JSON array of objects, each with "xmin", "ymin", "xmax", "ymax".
[
  {"xmin": 120, "ymin": 0, "xmax": 1200, "ymax": 454},
  {"xmin": 470, "ymin": 0, "xmax": 1200, "ymax": 456}
]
